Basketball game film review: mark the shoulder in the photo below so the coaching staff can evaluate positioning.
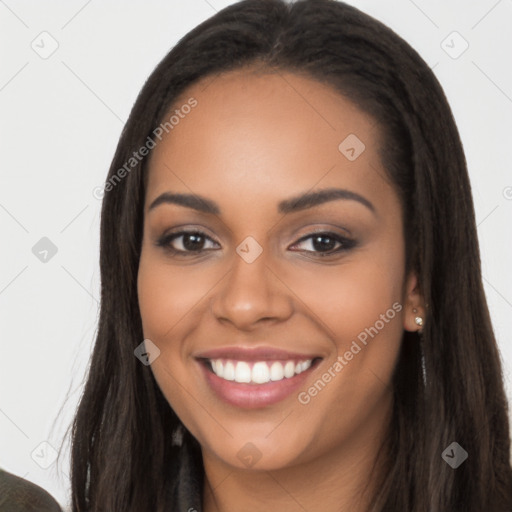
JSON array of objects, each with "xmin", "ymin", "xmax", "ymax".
[{"xmin": 0, "ymin": 469, "xmax": 63, "ymax": 512}]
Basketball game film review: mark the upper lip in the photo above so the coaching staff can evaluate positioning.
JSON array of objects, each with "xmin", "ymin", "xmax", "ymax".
[{"xmin": 194, "ymin": 346, "xmax": 322, "ymax": 362}]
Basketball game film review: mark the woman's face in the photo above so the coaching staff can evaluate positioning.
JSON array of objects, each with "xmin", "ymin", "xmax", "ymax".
[{"xmin": 137, "ymin": 68, "xmax": 422, "ymax": 472}]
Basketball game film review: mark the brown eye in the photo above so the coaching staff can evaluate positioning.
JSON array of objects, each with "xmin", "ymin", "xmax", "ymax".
[
  {"xmin": 156, "ymin": 230, "xmax": 220, "ymax": 254},
  {"xmin": 289, "ymin": 232, "xmax": 356, "ymax": 256}
]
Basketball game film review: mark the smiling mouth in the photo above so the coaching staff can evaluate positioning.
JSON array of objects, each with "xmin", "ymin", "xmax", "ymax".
[{"xmin": 199, "ymin": 357, "xmax": 323, "ymax": 385}]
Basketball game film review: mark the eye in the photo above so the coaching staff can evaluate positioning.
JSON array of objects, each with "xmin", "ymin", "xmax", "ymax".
[
  {"xmin": 156, "ymin": 229, "xmax": 356, "ymax": 258},
  {"xmin": 156, "ymin": 229, "xmax": 219, "ymax": 255},
  {"xmin": 289, "ymin": 231, "xmax": 356, "ymax": 256}
]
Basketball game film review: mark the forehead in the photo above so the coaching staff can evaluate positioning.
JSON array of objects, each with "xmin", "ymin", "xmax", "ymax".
[{"xmin": 145, "ymin": 68, "xmax": 390, "ymax": 213}]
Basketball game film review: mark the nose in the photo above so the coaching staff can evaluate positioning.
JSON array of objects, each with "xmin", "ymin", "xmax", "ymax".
[{"xmin": 209, "ymin": 248, "xmax": 294, "ymax": 331}]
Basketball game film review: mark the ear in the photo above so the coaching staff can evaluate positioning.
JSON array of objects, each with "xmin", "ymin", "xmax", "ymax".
[{"xmin": 403, "ymin": 271, "xmax": 426, "ymax": 333}]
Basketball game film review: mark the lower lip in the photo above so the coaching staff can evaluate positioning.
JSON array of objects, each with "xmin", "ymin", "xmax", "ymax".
[{"xmin": 198, "ymin": 360, "xmax": 319, "ymax": 409}]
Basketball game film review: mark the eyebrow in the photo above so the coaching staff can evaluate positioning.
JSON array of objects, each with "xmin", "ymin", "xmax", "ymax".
[{"xmin": 148, "ymin": 187, "xmax": 376, "ymax": 215}]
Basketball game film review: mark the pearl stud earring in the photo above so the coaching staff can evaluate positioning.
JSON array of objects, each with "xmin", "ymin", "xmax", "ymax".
[{"xmin": 413, "ymin": 308, "xmax": 423, "ymax": 327}]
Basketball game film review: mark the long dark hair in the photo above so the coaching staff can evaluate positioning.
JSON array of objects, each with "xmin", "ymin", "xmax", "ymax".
[{"xmin": 69, "ymin": 1, "xmax": 512, "ymax": 510}]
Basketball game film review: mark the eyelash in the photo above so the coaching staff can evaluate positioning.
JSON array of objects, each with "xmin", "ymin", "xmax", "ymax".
[{"xmin": 155, "ymin": 228, "xmax": 357, "ymax": 258}]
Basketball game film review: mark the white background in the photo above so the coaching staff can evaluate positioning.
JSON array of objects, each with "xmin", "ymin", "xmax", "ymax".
[{"xmin": 1, "ymin": 1, "xmax": 511, "ymax": 509}]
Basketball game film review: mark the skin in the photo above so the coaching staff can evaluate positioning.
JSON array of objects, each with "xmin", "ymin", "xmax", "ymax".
[{"xmin": 137, "ymin": 67, "xmax": 425, "ymax": 512}]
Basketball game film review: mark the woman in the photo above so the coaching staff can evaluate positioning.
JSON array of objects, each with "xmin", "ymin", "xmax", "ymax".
[{"xmin": 69, "ymin": 0, "xmax": 512, "ymax": 510}]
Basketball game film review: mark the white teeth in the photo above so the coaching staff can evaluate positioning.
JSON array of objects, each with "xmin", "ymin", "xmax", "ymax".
[
  {"xmin": 252, "ymin": 362, "xmax": 270, "ymax": 384},
  {"xmin": 284, "ymin": 361, "xmax": 295, "ymax": 378},
  {"xmin": 269, "ymin": 361, "xmax": 284, "ymax": 381},
  {"xmin": 209, "ymin": 358, "xmax": 314, "ymax": 384},
  {"xmin": 300, "ymin": 360, "xmax": 312, "ymax": 372},
  {"xmin": 294, "ymin": 361, "xmax": 311, "ymax": 373},
  {"xmin": 234, "ymin": 361, "xmax": 252, "ymax": 383},
  {"xmin": 223, "ymin": 361, "xmax": 235, "ymax": 381}
]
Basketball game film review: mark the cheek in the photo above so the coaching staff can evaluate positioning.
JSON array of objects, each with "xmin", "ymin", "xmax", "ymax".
[
  {"xmin": 279, "ymin": 251, "xmax": 404, "ymax": 349},
  {"xmin": 137, "ymin": 252, "xmax": 212, "ymax": 427},
  {"xmin": 291, "ymin": 241, "xmax": 405, "ymax": 430},
  {"xmin": 137, "ymin": 252, "xmax": 214, "ymax": 343},
  {"xmin": 282, "ymin": 240, "xmax": 405, "ymax": 411}
]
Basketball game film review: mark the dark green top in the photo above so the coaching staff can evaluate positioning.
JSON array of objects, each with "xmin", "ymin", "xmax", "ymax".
[{"xmin": 0, "ymin": 469, "xmax": 63, "ymax": 512}]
